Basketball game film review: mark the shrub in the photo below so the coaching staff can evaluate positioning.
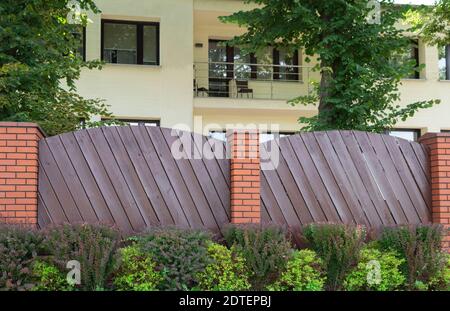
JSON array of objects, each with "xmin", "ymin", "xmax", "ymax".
[
  {"xmin": 343, "ymin": 247, "xmax": 405, "ymax": 291},
  {"xmin": 0, "ymin": 225, "xmax": 44, "ymax": 291},
  {"xmin": 113, "ymin": 244, "xmax": 163, "ymax": 291},
  {"xmin": 31, "ymin": 261, "xmax": 74, "ymax": 291},
  {"xmin": 196, "ymin": 243, "xmax": 250, "ymax": 291},
  {"xmin": 378, "ymin": 225, "xmax": 445, "ymax": 290},
  {"xmin": 41, "ymin": 224, "xmax": 120, "ymax": 291},
  {"xmin": 222, "ymin": 224, "xmax": 292, "ymax": 290},
  {"xmin": 268, "ymin": 249, "xmax": 326, "ymax": 291},
  {"xmin": 428, "ymin": 254, "xmax": 450, "ymax": 291},
  {"xmin": 136, "ymin": 228, "xmax": 212, "ymax": 291},
  {"xmin": 302, "ymin": 223, "xmax": 366, "ymax": 291}
]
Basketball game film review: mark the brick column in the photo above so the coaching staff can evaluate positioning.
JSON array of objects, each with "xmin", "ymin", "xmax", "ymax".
[
  {"xmin": 419, "ymin": 133, "xmax": 450, "ymax": 253},
  {"xmin": 0, "ymin": 122, "xmax": 44, "ymax": 227},
  {"xmin": 227, "ymin": 129, "xmax": 260, "ymax": 224}
]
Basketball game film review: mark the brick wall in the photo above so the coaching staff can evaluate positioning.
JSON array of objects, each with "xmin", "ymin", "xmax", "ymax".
[
  {"xmin": 0, "ymin": 122, "xmax": 44, "ymax": 226},
  {"xmin": 227, "ymin": 129, "xmax": 260, "ymax": 224},
  {"xmin": 419, "ymin": 133, "xmax": 450, "ymax": 253}
]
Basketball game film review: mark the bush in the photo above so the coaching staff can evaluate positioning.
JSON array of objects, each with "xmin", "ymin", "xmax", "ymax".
[
  {"xmin": 41, "ymin": 224, "xmax": 120, "ymax": 291},
  {"xmin": 268, "ymin": 249, "xmax": 326, "ymax": 291},
  {"xmin": 31, "ymin": 261, "xmax": 74, "ymax": 291},
  {"xmin": 196, "ymin": 243, "xmax": 250, "ymax": 291},
  {"xmin": 428, "ymin": 254, "xmax": 450, "ymax": 291},
  {"xmin": 136, "ymin": 228, "xmax": 212, "ymax": 291},
  {"xmin": 222, "ymin": 224, "xmax": 292, "ymax": 290},
  {"xmin": 378, "ymin": 225, "xmax": 446, "ymax": 290},
  {"xmin": 0, "ymin": 225, "xmax": 44, "ymax": 291},
  {"xmin": 343, "ymin": 247, "xmax": 405, "ymax": 291},
  {"xmin": 113, "ymin": 244, "xmax": 163, "ymax": 291},
  {"xmin": 302, "ymin": 223, "xmax": 366, "ymax": 290}
]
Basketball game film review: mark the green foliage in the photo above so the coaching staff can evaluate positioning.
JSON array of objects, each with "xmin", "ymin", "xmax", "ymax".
[
  {"xmin": 406, "ymin": 0, "xmax": 450, "ymax": 46},
  {"xmin": 196, "ymin": 243, "xmax": 250, "ymax": 291},
  {"xmin": 113, "ymin": 244, "xmax": 162, "ymax": 291},
  {"xmin": 428, "ymin": 254, "xmax": 450, "ymax": 291},
  {"xmin": 378, "ymin": 225, "xmax": 447, "ymax": 290},
  {"xmin": 0, "ymin": 225, "xmax": 44, "ymax": 291},
  {"xmin": 268, "ymin": 250, "xmax": 326, "ymax": 291},
  {"xmin": 31, "ymin": 261, "xmax": 74, "ymax": 291},
  {"xmin": 343, "ymin": 247, "xmax": 405, "ymax": 291},
  {"xmin": 221, "ymin": 0, "xmax": 438, "ymax": 132},
  {"xmin": 0, "ymin": 0, "xmax": 113, "ymax": 135},
  {"xmin": 302, "ymin": 224, "xmax": 366, "ymax": 290},
  {"xmin": 41, "ymin": 224, "xmax": 120, "ymax": 291},
  {"xmin": 222, "ymin": 224, "xmax": 292, "ymax": 290},
  {"xmin": 136, "ymin": 228, "xmax": 212, "ymax": 291}
]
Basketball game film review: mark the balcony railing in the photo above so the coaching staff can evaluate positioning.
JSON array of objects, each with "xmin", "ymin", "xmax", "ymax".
[{"xmin": 194, "ymin": 61, "xmax": 313, "ymax": 100}]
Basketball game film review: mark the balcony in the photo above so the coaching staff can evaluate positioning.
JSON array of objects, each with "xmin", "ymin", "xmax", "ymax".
[{"xmin": 194, "ymin": 62, "xmax": 313, "ymax": 101}]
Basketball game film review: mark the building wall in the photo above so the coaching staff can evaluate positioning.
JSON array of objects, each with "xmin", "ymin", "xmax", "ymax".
[
  {"xmin": 74, "ymin": 0, "xmax": 450, "ymax": 135},
  {"xmin": 77, "ymin": 0, "xmax": 195, "ymax": 129}
]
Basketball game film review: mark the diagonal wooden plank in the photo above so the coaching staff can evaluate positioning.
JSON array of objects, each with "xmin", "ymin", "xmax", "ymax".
[
  {"xmin": 73, "ymin": 130, "xmax": 134, "ymax": 233},
  {"xmin": 59, "ymin": 133, "xmax": 114, "ymax": 225},
  {"xmin": 300, "ymin": 133, "xmax": 355, "ymax": 224},
  {"xmin": 264, "ymin": 138, "xmax": 314, "ymax": 225},
  {"xmin": 352, "ymin": 131, "xmax": 409, "ymax": 224},
  {"xmin": 327, "ymin": 131, "xmax": 388, "ymax": 226},
  {"xmin": 130, "ymin": 126, "xmax": 189, "ymax": 227},
  {"xmin": 260, "ymin": 173, "xmax": 288, "ymax": 225},
  {"xmin": 117, "ymin": 126, "xmax": 174, "ymax": 226},
  {"xmin": 397, "ymin": 139, "xmax": 431, "ymax": 210},
  {"xmin": 146, "ymin": 127, "xmax": 204, "ymax": 228},
  {"xmin": 103, "ymin": 126, "xmax": 160, "ymax": 226},
  {"xmin": 367, "ymin": 133, "xmax": 421, "ymax": 223},
  {"xmin": 39, "ymin": 140, "xmax": 83, "ymax": 223},
  {"xmin": 161, "ymin": 128, "xmax": 219, "ymax": 230},
  {"xmin": 314, "ymin": 131, "xmax": 372, "ymax": 226},
  {"xmin": 289, "ymin": 135, "xmax": 341, "ymax": 222},
  {"xmin": 45, "ymin": 137, "xmax": 98, "ymax": 223},
  {"xmin": 381, "ymin": 135, "xmax": 430, "ymax": 222},
  {"xmin": 260, "ymin": 143, "xmax": 303, "ymax": 228}
]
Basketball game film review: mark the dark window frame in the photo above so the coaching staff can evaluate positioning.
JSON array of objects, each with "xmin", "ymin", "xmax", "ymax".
[
  {"xmin": 101, "ymin": 118, "xmax": 160, "ymax": 127},
  {"xmin": 101, "ymin": 19, "xmax": 160, "ymax": 66},
  {"xmin": 440, "ymin": 44, "xmax": 450, "ymax": 80}
]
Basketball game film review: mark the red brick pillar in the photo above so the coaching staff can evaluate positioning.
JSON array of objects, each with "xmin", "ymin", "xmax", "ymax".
[
  {"xmin": 227, "ymin": 129, "xmax": 260, "ymax": 224},
  {"xmin": 419, "ymin": 133, "xmax": 450, "ymax": 253},
  {"xmin": 0, "ymin": 122, "xmax": 44, "ymax": 227}
]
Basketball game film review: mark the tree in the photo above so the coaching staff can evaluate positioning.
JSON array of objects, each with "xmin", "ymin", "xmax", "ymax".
[
  {"xmin": 0, "ymin": 0, "xmax": 113, "ymax": 136},
  {"xmin": 221, "ymin": 0, "xmax": 439, "ymax": 132},
  {"xmin": 406, "ymin": 0, "xmax": 450, "ymax": 46}
]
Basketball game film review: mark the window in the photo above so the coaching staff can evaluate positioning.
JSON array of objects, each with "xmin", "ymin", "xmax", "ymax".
[
  {"xmin": 273, "ymin": 48, "xmax": 299, "ymax": 81},
  {"xmin": 72, "ymin": 26, "xmax": 86, "ymax": 61},
  {"xmin": 386, "ymin": 129, "xmax": 421, "ymax": 142},
  {"xmin": 439, "ymin": 44, "xmax": 450, "ymax": 80},
  {"xmin": 208, "ymin": 131, "xmax": 295, "ymax": 143},
  {"xmin": 102, "ymin": 118, "xmax": 160, "ymax": 127},
  {"xmin": 391, "ymin": 39, "xmax": 420, "ymax": 79},
  {"xmin": 102, "ymin": 20, "xmax": 159, "ymax": 65}
]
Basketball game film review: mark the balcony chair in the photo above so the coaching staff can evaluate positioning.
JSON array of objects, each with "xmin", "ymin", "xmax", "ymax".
[
  {"xmin": 236, "ymin": 80, "xmax": 254, "ymax": 98},
  {"xmin": 193, "ymin": 79, "xmax": 209, "ymax": 97}
]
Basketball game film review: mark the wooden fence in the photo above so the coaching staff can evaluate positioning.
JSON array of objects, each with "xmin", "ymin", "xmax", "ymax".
[
  {"xmin": 260, "ymin": 131, "xmax": 431, "ymax": 229},
  {"xmin": 38, "ymin": 126, "xmax": 230, "ymax": 234},
  {"xmin": 38, "ymin": 127, "xmax": 431, "ymax": 233}
]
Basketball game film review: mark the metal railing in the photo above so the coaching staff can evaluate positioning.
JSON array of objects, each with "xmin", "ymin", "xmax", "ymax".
[{"xmin": 194, "ymin": 61, "xmax": 313, "ymax": 100}]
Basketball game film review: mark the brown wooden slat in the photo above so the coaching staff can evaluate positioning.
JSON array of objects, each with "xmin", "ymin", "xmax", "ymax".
[
  {"xmin": 260, "ymin": 144, "xmax": 304, "ymax": 228},
  {"xmin": 73, "ymin": 130, "xmax": 134, "ymax": 233},
  {"xmin": 146, "ymin": 127, "xmax": 204, "ymax": 228},
  {"xmin": 102, "ymin": 127, "xmax": 160, "ymax": 226},
  {"xmin": 381, "ymin": 135, "xmax": 430, "ymax": 222},
  {"xmin": 39, "ymin": 141, "xmax": 83, "ymax": 223},
  {"xmin": 260, "ymin": 173, "xmax": 288, "ymax": 225},
  {"xmin": 312, "ymin": 132, "xmax": 368, "ymax": 225},
  {"xmin": 58, "ymin": 133, "xmax": 114, "ymax": 225},
  {"xmin": 45, "ymin": 137, "xmax": 98, "ymax": 223},
  {"xmin": 38, "ymin": 166, "xmax": 69, "ymax": 224},
  {"xmin": 129, "ymin": 126, "xmax": 188, "ymax": 227},
  {"xmin": 299, "ymin": 133, "xmax": 355, "ymax": 223},
  {"xmin": 366, "ymin": 133, "xmax": 421, "ymax": 223},
  {"xmin": 116, "ymin": 126, "xmax": 174, "ymax": 226},
  {"xmin": 326, "ymin": 131, "xmax": 386, "ymax": 226}
]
